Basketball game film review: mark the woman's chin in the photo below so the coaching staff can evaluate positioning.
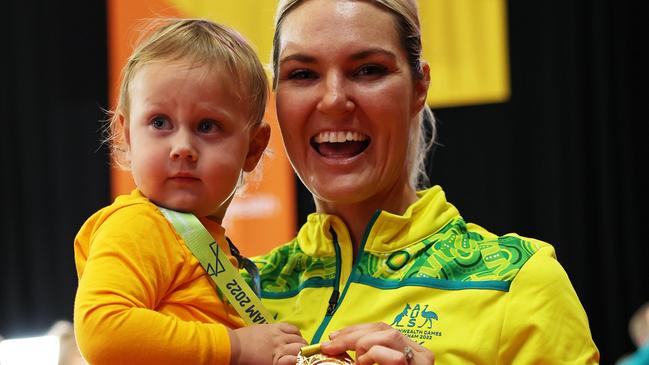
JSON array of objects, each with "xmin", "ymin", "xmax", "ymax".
[
  {"xmin": 305, "ymin": 170, "xmax": 413, "ymax": 214},
  {"xmin": 308, "ymin": 179, "xmax": 376, "ymax": 207}
]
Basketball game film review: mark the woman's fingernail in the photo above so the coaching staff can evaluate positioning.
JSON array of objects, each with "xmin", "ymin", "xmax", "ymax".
[
  {"xmin": 329, "ymin": 331, "xmax": 339, "ymax": 339},
  {"xmin": 321, "ymin": 341, "xmax": 331, "ymax": 347}
]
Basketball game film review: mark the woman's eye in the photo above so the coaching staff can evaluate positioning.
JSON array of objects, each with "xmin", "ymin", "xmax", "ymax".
[
  {"xmin": 151, "ymin": 117, "xmax": 170, "ymax": 130},
  {"xmin": 287, "ymin": 69, "xmax": 317, "ymax": 80},
  {"xmin": 198, "ymin": 119, "xmax": 219, "ymax": 133},
  {"xmin": 355, "ymin": 64, "xmax": 388, "ymax": 77}
]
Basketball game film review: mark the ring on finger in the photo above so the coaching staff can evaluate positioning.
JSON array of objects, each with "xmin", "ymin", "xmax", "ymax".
[{"xmin": 403, "ymin": 346, "xmax": 414, "ymax": 362}]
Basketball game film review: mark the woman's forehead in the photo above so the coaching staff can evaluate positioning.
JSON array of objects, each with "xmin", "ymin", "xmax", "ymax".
[{"xmin": 279, "ymin": 0, "xmax": 399, "ymax": 55}]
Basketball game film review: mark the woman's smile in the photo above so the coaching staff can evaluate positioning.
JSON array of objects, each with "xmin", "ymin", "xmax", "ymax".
[{"xmin": 311, "ymin": 130, "xmax": 370, "ymax": 158}]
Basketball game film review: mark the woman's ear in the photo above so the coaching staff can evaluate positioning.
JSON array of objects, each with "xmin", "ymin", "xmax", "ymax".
[
  {"xmin": 413, "ymin": 61, "xmax": 431, "ymax": 112},
  {"xmin": 243, "ymin": 122, "xmax": 271, "ymax": 172}
]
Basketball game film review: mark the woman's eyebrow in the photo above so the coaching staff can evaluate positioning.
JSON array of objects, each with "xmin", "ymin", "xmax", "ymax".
[
  {"xmin": 280, "ymin": 48, "xmax": 396, "ymax": 65},
  {"xmin": 280, "ymin": 53, "xmax": 317, "ymax": 65},
  {"xmin": 350, "ymin": 48, "xmax": 397, "ymax": 61}
]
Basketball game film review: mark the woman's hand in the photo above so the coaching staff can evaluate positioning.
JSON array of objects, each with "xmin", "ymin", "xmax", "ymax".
[{"xmin": 321, "ymin": 322, "xmax": 435, "ymax": 365}]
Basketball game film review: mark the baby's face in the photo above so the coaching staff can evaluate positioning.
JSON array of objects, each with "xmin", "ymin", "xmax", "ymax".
[{"xmin": 124, "ymin": 60, "xmax": 259, "ymax": 219}]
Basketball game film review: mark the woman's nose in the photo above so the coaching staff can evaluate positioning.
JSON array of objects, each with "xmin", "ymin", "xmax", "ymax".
[
  {"xmin": 169, "ymin": 132, "xmax": 198, "ymax": 162},
  {"xmin": 316, "ymin": 74, "xmax": 355, "ymax": 115}
]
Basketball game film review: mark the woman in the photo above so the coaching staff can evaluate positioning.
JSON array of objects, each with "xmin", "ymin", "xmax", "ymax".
[{"xmin": 253, "ymin": 0, "xmax": 600, "ymax": 364}]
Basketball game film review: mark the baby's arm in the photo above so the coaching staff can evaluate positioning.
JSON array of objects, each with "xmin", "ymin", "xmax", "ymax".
[{"xmin": 74, "ymin": 207, "xmax": 232, "ymax": 364}]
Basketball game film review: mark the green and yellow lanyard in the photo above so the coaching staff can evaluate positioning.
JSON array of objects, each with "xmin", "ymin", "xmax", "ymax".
[{"xmin": 159, "ymin": 207, "xmax": 274, "ymax": 326}]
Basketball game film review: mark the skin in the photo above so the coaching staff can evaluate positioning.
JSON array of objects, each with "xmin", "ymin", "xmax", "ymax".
[
  {"xmin": 121, "ymin": 60, "xmax": 270, "ymax": 222},
  {"xmin": 322, "ymin": 323, "xmax": 434, "ymax": 365},
  {"xmin": 120, "ymin": 59, "xmax": 307, "ymax": 364},
  {"xmin": 275, "ymin": 0, "xmax": 430, "ymax": 250},
  {"xmin": 275, "ymin": 0, "xmax": 433, "ymax": 364},
  {"xmin": 228, "ymin": 324, "xmax": 306, "ymax": 365}
]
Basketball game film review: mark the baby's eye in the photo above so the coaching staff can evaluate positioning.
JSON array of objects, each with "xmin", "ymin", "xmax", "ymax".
[
  {"xmin": 288, "ymin": 69, "xmax": 317, "ymax": 80},
  {"xmin": 151, "ymin": 116, "xmax": 171, "ymax": 130},
  {"xmin": 197, "ymin": 119, "xmax": 219, "ymax": 134},
  {"xmin": 355, "ymin": 64, "xmax": 388, "ymax": 77}
]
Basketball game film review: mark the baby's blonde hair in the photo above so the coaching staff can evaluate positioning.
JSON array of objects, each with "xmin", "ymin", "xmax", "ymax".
[{"xmin": 108, "ymin": 18, "xmax": 269, "ymax": 169}]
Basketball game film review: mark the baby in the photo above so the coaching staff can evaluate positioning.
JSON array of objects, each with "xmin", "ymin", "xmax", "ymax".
[{"xmin": 74, "ymin": 18, "xmax": 306, "ymax": 365}]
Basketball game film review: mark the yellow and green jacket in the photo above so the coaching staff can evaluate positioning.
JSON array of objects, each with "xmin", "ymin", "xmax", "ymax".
[{"xmin": 252, "ymin": 186, "xmax": 599, "ymax": 364}]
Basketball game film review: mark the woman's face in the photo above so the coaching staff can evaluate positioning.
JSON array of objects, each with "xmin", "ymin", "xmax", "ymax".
[{"xmin": 275, "ymin": 0, "xmax": 429, "ymax": 209}]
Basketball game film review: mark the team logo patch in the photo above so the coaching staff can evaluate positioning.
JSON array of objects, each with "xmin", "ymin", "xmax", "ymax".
[{"xmin": 390, "ymin": 303, "xmax": 442, "ymax": 343}]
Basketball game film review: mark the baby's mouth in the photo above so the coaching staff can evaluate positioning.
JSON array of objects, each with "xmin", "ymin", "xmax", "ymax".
[{"xmin": 310, "ymin": 131, "xmax": 370, "ymax": 158}]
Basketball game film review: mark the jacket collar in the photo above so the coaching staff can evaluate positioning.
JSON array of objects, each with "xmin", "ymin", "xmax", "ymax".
[{"xmin": 296, "ymin": 185, "xmax": 461, "ymax": 256}]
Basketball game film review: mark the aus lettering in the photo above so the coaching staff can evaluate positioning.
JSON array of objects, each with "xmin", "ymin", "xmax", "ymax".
[{"xmin": 225, "ymin": 279, "xmax": 251, "ymax": 307}]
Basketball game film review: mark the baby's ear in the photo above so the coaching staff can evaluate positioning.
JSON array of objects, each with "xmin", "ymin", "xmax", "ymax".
[
  {"xmin": 117, "ymin": 113, "xmax": 131, "ymax": 146},
  {"xmin": 243, "ymin": 122, "xmax": 271, "ymax": 172}
]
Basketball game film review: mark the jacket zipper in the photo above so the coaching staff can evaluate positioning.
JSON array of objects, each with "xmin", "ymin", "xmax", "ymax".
[
  {"xmin": 326, "ymin": 227, "xmax": 342, "ymax": 316},
  {"xmin": 326, "ymin": 288, "xmax": 340, "ymax": 315},
  {"xmin": 310, "ymin": 227, "xmax": 343, "ymax": 343},
  {"xmin": 310, "ymin": 212, "xmax": 381, "ymax": 344}
]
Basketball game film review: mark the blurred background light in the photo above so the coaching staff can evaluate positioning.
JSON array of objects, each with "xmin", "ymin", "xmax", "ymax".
[{"xmin": 0, "ymin": 335, "xmax": 60, "ymax": 365}]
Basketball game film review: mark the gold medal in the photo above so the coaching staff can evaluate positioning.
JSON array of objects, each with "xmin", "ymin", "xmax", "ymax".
[{"xmin": 296, "ymin": 344, "xmax": 354, "ymax": 365}]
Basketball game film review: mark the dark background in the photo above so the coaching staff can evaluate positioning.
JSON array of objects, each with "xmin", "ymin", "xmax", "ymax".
[{"xmin": 1, "ymin": 1, "xmax": 647, "ymax": 363}]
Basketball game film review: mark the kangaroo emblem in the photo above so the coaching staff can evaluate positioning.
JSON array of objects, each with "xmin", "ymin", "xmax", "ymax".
[
  {"xmin": 418, "ymin": 305, "xmax": 438, "ymax": 329},
  {"xmin": 390, "ymin": 304, "xmax": 411, "ymax": 327}
]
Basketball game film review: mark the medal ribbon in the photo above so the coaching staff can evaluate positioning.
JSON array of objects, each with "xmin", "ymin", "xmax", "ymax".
[{"xmin": 159, "ymin": 207, "xmax": 274, "ymax": 326}]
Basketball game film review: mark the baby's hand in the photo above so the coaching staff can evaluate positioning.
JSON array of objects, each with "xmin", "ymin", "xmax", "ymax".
[{"xmin": 228, "ymin": 323, "xmax": 307, "ymax": 365}]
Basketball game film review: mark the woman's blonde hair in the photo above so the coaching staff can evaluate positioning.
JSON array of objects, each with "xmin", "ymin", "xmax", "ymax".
[
  {"xmin": 108, "ymin": 18, "xmax": 269, "ymax": 169},
  {"xmin": 272, "ymin": 0, "xmax": 436, "ymax": 189}
]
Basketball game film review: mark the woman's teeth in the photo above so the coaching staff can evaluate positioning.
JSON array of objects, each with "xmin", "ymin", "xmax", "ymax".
[
  {"xmin": 313, "ymin": 131, "xmax": 368, "ymax": 143},
  {"xmin": 311, "ymin": 131, "xmax": 371, "ymax": 158}
]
